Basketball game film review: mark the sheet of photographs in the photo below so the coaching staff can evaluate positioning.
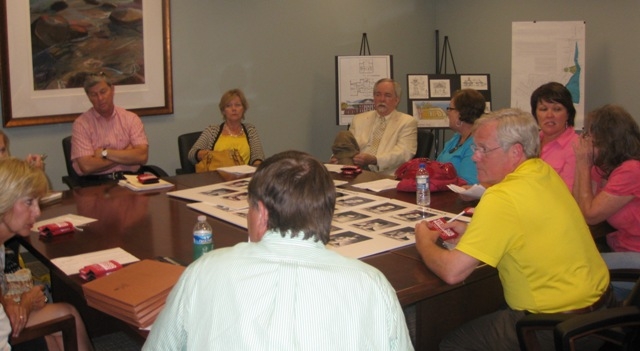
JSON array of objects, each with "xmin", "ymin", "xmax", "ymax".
[
  {"xmin": 329, "ymin": 188, "xmax": 469, "ymax": 258},
  {"xmin": 172, "ymin": 180, "xmax": 470, "ymax": 259}
]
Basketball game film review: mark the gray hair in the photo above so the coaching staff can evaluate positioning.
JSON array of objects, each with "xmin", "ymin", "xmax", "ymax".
[
  {"xmin": 473, "ymin": 108, "xmax": 540, "ymax": 159},
  {"xmin": 374, "ymin": 78, "xmax": 402, "ymax": 100}
]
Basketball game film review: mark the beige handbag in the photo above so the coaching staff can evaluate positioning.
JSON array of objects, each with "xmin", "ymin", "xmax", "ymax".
[{"xmin": 195, "ymin": 149, "xmax": 243, "ymax": 173}]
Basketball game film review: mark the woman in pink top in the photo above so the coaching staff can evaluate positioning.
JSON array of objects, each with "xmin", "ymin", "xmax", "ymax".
[
  {"xmin": 574, "ymin": 104, "xmax": 640, "ymax": 299},
  {"xmin": 530, "ymin": 82, "xmax": 580, "ymax": 189}
]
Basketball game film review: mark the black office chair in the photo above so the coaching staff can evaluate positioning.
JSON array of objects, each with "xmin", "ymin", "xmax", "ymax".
[
  {"xmin": 176, "ymin": 131, "xmax": 201, "ymax": 175},
  {"xmin": 414, "ymin": 129, "xmax": 435, "ymax": 159},
  {"xmin": 517, "ymin": 269, "xmax": 640, "ymax": 351},
  {"xmin": 61, "ymin": 136, "xmax": 168, "ymax": 189}
]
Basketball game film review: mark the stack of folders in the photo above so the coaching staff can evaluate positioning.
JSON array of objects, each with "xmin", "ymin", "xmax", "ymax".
[{"xmin": 82, "ymin": 259, "xmax": 185, "ymax": 328}]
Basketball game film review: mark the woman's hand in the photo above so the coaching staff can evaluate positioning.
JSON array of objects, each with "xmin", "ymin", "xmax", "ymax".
[
  {"xmin": 4, "ymin": 300, "xmax": 30, "ymax": 337},
  {"xmin": 22, "ymin": 286, "xmax": 47, "ymax": 312},
  {"xmin": 25, "ymin": 154, "xmax": 45, "ymax": 170},
  {"xmin": 573, "ymin": 134, "xmax": 594, "ymax": 167}
]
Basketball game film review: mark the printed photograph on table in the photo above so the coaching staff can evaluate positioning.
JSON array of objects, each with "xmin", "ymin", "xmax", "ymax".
[
  {"xmin": 393, "ymin": 209, "xmax": 437, "ymax": 223},
  {"xmin": 380, "ymin": 227, "xmax": 415, "ymax": 241},
  {"xmin": 336, "ymin": 195, "xmax": 377, "ymax": 208},
  {"xmin": 363, "ymin": 202, "xmax": 406, "ymax": 214},
  {"xmin": 334, "ymin": 211, "xmax": 370, "ymax": 224},
  {"xmin": 351, "ymin": 219, "xmax": 399, "ymax": 232},
  {"xmin": 327, "ymin": 232, "xmax": 372, "ymax": 248}
]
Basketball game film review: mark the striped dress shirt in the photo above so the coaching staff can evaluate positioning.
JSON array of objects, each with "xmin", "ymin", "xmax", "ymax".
[{"xmin": 143, "ymin": 230, "xmax": 413, "ymax": 350}]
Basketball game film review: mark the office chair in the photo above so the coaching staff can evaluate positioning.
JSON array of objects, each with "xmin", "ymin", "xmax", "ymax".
[
  {"xmin": 414, "ymin": 129, "xmax": 435, "ymax": 159},
  {"xmin": 10, "ymin": 314, "xmax": 78, "ymax": 351},
  {"xmin": 62, "ymin": 136, "xmax": 169, "ymax": 189},
  {"xmin": 517, "ymin": 269, "xmax": 640, "ymax": 351},
  {"xmin": 176, "ymin": 131, "xmax": 201, "ymax": 175}
]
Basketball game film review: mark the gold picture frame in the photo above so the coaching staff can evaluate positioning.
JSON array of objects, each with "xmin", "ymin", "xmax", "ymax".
[{"xmin": 0, "ymin": 0, "xmax": 173, "ymax": 127}]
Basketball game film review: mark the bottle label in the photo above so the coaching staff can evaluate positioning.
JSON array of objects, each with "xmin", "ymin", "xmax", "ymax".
[
  {"xmin": 416, "ymin": 178, "xmax": 428, "ymax": 190},
  {"xmin": 193, "ymin": 230, "xmax": 212, "ymax": 244}
]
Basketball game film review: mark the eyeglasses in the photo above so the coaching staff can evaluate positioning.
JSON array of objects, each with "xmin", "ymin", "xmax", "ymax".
[
  {"xmin": 446, "ymin": 107, "xmax": 456, "ymax": 111},
  {"xmin": 470, "ymin": 144, "xmax": 502, "ymax": 155}
]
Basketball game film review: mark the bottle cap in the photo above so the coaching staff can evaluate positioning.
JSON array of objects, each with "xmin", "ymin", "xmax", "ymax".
[
  {"xmin": 419, "ymin": 163, "xmax": 425, "ymax": 168},
  {"xmin": 198, "ymin": 215, "xmax": 206, "ymax": 222}
]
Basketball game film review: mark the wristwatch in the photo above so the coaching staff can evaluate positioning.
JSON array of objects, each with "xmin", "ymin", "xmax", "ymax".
[{"xmin": 101, "ymin": 148, "xmax": 108, "ymax": 159}]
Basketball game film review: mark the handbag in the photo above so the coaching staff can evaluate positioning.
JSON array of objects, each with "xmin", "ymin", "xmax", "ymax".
[
  {"xmin": 395, "ymin": 158, "xmax": 467, "ymax": 192},
  {"xmin": 195, "ymin": 149, "xmax": 243, "ymax": 173}
]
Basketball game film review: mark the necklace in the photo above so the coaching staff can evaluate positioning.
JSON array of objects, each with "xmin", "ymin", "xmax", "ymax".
[
  {"xmin": 225, "ymin": 124, "xmax": 244, "ymax": 137},
  {"xmin": 449, "ymin": 134, "xmax": 470, "ymax": 154}
]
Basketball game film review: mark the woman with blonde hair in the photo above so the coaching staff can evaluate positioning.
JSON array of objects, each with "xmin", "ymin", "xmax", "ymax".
[
  {"xmin": 188, "ymin": 89, "xmax": 265, "ymax": 169},
  {"xmin": 0, "ymin": 158, "xmax": 93, "ymax": 350}
]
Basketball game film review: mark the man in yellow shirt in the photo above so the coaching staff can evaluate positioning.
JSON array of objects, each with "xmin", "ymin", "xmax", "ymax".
[{"xmin": 416, "ymin": 108, "xmax": 610, "ymax": 350}]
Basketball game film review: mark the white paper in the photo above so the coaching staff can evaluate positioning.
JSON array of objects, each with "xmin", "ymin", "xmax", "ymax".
[
  {"xmin": 351, "ymin": 179, "xmax": 399, "ymax": 192},
  {"xmin": 33, "ymin": 214, "xmax": 97, "ymax": 233},
  {"xmin": 333, "ymin": 180, "xmax": 348, "ymax": 187},
  {"xmin": 50, "ymin": 248, "xmax": 140, "ymax": 276},
  {"xmin": 120, "ymin": 175, "xmax": 174, "ymax": 192},
  {"xmin": 324, "ymin": 164, "xmax": 345, "ymax": 173},
  {"xmin": 447, "ymin": 184, "xmax": 486, "ymax": 199},
  {"xmin": 216, "ymin": 165, "xmax": 256, "ymax": 175},
  {"xmin": 181, "ymin": 179, "xmax": 470, "ymax": 260}
]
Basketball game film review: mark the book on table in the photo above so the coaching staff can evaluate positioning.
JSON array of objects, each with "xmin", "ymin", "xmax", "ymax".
[{"xmin": 82, "ymin": 259, "xmax": 185, "ymax": 328}]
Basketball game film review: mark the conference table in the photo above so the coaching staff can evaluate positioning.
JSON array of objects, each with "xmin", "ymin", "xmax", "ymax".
[{"xmin": 19, "ymin": 170, "xmax": 509, "ymax": 349}]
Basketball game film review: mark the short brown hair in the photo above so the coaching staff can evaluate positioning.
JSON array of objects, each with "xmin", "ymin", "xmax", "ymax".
[{"xmin": 247, "ymin": 151, "xmax": 336, "ymax": 244}]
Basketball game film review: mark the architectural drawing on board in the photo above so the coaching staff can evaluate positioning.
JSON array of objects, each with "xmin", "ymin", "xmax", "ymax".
[
  {"xmin": 336, "ymin": 55, "xmax": 392, "ymax": 125},
  {"xmin": 408, "ymin": 75, "xmax": 429, "ymax": 99},
  {"xmin": 429, "ymin": 79, "xmax": 451, "ymax": 98},
  {"xmin": 461, "ymin": 75, "xmax": 489, "ymax": 90},
  {"xmin": 511, "ymin": 21, "xmax": 585, "ymax": 127}
]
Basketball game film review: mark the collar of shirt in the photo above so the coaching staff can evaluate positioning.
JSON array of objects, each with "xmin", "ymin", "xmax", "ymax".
[{"xmin": 260, "ymin": 229, "xmax": 326, "ymax": 250}]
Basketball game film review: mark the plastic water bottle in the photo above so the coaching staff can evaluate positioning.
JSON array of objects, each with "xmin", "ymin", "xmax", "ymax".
[
  {"xmin": 416, "ymin": 163, "xmax": 431, "ymax": 207},
  {"xmin": 193, "ymin": 215, "xmax": 213, "ymax": 260}
]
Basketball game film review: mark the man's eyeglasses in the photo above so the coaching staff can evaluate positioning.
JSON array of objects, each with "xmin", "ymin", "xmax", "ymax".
[
  {"xmin": 446, "ymin": 107, "xmax": 456, "ymax": 111},
  {"xmin": 470, "ymin": 144, "xmax": 502, "ymax": 155}
]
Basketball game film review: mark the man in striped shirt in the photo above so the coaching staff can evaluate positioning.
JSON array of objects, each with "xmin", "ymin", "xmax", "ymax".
[
  {"xmin": 71, "ymin": 73, "xmax": 149, "ymax": 178},
  {"xmin": 144, "ymin": 151, "xmax": 413, "ymax": 350}
]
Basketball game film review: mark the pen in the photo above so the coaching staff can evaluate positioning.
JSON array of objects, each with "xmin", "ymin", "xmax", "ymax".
[{"xmin": 447, "ymin": 210, "xmax": 466, "ymax": 223}]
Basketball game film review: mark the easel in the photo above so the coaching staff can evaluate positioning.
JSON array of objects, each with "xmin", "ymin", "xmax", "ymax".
[
  {"xmin": 359, "ymin": 33, "xmax": 371, "ymax": 56},
  {"xmin": 430, "ymin": 31, "xmax": 459, "ymax": 156}
]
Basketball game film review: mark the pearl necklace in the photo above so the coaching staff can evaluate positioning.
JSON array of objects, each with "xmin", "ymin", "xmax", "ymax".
[{"xmin": 225, "ymin": 124, "xmax": 244, "ymax": 137}]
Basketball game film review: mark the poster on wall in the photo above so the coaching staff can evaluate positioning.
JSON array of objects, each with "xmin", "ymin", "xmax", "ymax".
[
  {"xmin": 511, "ymin": 21, "xmax": 585, "ymax": 128},
  {"xmin": 335, "ymin": 55, "xmax": 393, "ymax": 126},
  {"xmin": 407, "ymin": 74, "xmax": 491, "ymax": 128}
]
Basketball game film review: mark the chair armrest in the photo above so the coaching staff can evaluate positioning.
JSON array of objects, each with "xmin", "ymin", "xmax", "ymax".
[
  {"xmin": 554, "ymin": 306, "xmax": 640, "ymax": 350},
  {"xmin": 517, "ymin": 313, "xmax": 575, "ymax": 351},
  {"xmin": 10, "ymin": 314, "xmax": 77, "ymax": 351},
  {"xmin": 610, "ymin": 269, "xmax": 640, "ymax": 283}
]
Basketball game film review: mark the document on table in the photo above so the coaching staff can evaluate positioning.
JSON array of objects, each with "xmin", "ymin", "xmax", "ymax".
[
  {"xmin": 447, "ymin": 184, "xmax": 486, "ymax": 199},
  {"xmin": 351, "ymin": 179, "xmax": 399, "ymax": 192},
  {"xmin": 217, "ymin": 165, "xmax": 256, "ymax": 175},
  {"xmin": 32, "ymin": 214, "xmax": 97, "ymax": 233},
  {"xmin": 324, "ymin": 164, "xmax": 344, "ymax": 173},
  {"xmin": 51, "ymin": 248, "xmax": 140, "ymax": 276}
]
